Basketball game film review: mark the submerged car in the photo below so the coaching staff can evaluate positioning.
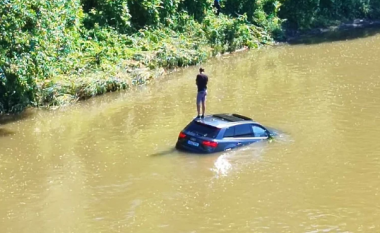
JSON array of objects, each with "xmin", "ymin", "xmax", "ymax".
[{"xmin": 176, "ymin": 113, "xmax": 277, "ymax": 153}]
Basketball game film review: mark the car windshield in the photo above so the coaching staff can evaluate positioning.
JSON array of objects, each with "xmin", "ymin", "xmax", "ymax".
[{"xmin": 185, "ymin": 121, "xmax": 220, "ymax": 139}]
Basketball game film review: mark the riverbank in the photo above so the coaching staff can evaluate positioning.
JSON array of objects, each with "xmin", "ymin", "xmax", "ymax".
[
  {"xmin": 28, "ymin": 20, "xmax": 276, "ymax": 111},
  {"xmin": 0, "ymin": 9, "xmax": 278, "ymax": 114},
  {"xmin": 2, "ymin": 0, "xmax": 380, "ymax": 114},
  {"xmin": 42, "ymin": 18, "xmax": 380, "ymax": 110},
  {"xmin": 34, "ymin": 34, "xmax": 271, "ymax": 109}
]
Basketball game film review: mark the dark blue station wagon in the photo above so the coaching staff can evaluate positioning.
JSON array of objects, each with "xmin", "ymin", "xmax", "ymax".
[{"xmin": 176, "ymin": 113, "xmax": 276, "ymax": 153}]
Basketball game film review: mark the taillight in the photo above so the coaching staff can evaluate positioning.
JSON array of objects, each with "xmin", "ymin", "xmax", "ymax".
[
  {"xmin": 178, "ymin": 132, "xmax": 187, "ymax": 139},
  {"xmin": 202, "ymin": 140, "xmax": 218, "ymax": 148}
]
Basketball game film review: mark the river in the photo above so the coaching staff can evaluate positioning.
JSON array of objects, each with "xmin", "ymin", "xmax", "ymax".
[{"xmin": 1, "ymin": 28, "xmax": 380, "ymax": 233}]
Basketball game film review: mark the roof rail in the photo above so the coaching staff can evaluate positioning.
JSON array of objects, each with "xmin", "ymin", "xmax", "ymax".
[
  {"xmin": 232, "ymin": 113, "xmax": 252, "ymax": 121},
  {"xmin": 212, "ymin": 113, "xmax": 252, "ymax": 122}
]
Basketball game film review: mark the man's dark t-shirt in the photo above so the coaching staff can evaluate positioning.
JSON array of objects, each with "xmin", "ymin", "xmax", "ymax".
[{"xmin": 196, "ymin": 74, "xmax": 208, "ymax": 92}]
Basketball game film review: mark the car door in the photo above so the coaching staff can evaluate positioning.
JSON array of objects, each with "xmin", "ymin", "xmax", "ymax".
[
  {"xmin": 221, "ymin": 126, "xmax": 239, "ymax": 150},
  {"xmin": 234, "ymin": 124, "xmax": 255, "ymax": 145}
]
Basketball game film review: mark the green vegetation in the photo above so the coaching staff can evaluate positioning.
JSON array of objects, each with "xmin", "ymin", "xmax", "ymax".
[
  {"xmin": 1, "ymin": 0, "xmax": 380, "ymax": 113},
  {"xmin": 280, "ymin": 0, "xmax": 380, "ymax": 29}
]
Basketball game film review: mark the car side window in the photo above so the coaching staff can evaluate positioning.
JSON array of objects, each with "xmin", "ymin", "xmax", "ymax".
[
  {"xmin": 234, "ymin": 124, "xmax": 254, "ymax": 137},
  {"xmin": 223, "ymin": 127, "xmax": 234, "ymax": 137},
  {"xmin": 251, "ymin": 125, "xmax": 268, "ymax": 137}
]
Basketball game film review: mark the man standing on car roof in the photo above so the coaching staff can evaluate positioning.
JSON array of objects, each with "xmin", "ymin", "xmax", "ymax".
[{"xmin": 196, "ymin": 67, "xmax": 208, "ymax": 119}]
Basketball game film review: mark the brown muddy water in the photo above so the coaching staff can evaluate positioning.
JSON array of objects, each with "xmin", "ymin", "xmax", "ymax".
[{"xmin": 1, "ymin": 28, "xmax": 380, "ymax": 233}]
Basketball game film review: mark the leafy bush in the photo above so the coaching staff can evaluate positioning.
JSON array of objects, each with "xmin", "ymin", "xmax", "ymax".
[
  {"xmin": 81, "ymin": 0, "xmax": 132, "ymax": 32},
  {"xmin": 280, "ymin": 0, "xmax": 380, "ymax": 29},
  {"xmin": 0, "ymin": 62, "xmax": 35, "ymax": 113},
  {"xmin": 1, "ymin": 0, "xmax": 83, "ymax": 113}
]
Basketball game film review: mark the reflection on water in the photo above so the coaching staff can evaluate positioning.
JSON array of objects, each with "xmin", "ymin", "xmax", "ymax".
[
  {"xmin": 1, "ymin": 28, "xmax": 380, "ymax": 233},
  {"xmin": 212, "ymin": 154, "xmax": 233, "ymax": 177},
  {"xmin": 211, "ymin": 140, "xmax": 277, "ymax": 178}
]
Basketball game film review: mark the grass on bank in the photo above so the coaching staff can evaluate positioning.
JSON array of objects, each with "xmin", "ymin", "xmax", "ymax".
[{"xmin": 33, "ymin": 13, "xmax": 276, "ymax": 108}]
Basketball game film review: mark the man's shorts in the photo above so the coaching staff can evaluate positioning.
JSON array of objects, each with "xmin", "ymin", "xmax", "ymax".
[{"xmin": 196, "ymin": 90, "xmax": 207, "ymax": 104}]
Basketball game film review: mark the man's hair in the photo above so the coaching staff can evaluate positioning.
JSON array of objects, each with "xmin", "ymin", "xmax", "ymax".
[{"xmin": 199, "ymin": 67, "xmax": 205, "ymax": 72}]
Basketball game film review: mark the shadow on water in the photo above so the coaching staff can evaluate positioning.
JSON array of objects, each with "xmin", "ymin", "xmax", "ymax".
[
  {"xmin": 288, "ymin": 26, "xmax": 380, "ymax": 45},
  {"xmin": 0, "ymin": 110, "xmax": 34, "ymax": 137},
  {"xmin": 150, "ymin": 147, "xmax": 217, "ymax": 157},
  {"xmin": 0, "ymin": 110, "xmax": 33, "ymax": 125},
  {"xmin": 150, "ymin": 148, "xmax": 178, "ymax": 157},
  {"xmin": 0, "ymin": 128, "xmax": 14, "ymax": 137}
]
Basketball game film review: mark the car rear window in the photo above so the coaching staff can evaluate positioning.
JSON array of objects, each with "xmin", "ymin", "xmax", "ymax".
[{"xmin": 185, "ymin": 121, "xmax": 220, "ymax": 139}]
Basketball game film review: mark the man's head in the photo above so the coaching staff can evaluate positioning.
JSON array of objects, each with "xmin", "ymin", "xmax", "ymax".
[{"xmin": 199, "ymin": 67, "xmax": 205, "ymax": 73}]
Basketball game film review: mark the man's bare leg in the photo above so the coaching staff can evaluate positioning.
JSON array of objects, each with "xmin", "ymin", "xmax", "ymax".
[{"xmin": 201, "ymin": 101, "xmax": 206, "ymax": 117}]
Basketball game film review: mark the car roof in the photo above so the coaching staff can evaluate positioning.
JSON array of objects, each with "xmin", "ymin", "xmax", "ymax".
[{"xmin": 193, "ymin": 113, "xmax": 257, "ymax": 128}]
